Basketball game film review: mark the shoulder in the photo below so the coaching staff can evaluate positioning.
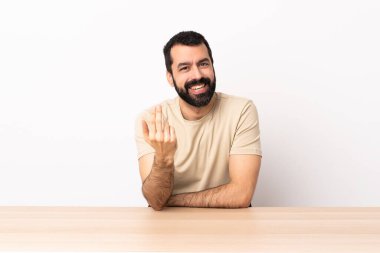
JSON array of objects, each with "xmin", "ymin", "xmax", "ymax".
[{"xmin": 217, "ymin": 92, "xmax": 257, "ymax": 114}]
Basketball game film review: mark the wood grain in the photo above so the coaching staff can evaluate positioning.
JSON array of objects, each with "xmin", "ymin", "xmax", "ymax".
[{"xmin": 0, "ymin": 207, "xmax": 379, "ymax": 252}]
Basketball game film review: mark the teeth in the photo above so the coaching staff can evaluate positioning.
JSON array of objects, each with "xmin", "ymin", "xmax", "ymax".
[{"xmin": 191, "ymin": 84, "xmax": 205, "ymax": 90}]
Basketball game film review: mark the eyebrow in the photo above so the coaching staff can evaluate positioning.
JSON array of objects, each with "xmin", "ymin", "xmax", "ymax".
[{"xmin": 177, "ymin": 58, "xmax": 210, "ymax": 69}]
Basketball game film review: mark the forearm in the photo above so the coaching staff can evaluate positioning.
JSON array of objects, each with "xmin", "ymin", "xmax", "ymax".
[
  {"xmin": 167, "ymin": 182, "xmax": 252, "ymax": 208},
  {"xmin": 142, "ymin": 155, "xmax": 174, "ymax": 211}
]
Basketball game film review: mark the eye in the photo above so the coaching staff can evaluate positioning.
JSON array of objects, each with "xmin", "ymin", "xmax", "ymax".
[
  {"xmin": 179, "ymin": 66, "xmax": 189, "ymax": 71},
  {"xmin": 200, "ymin": 62, "xmax": 209, "ymax": 67}
]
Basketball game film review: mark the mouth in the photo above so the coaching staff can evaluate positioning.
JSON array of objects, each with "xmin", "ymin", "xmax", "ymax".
[
  {"xmin": 188, "ymin": 83, "xmax": 208, "ymax": 95},
  {"xmin": 190, "ymin": 84, "xmax": 205, "ymax": 90}
]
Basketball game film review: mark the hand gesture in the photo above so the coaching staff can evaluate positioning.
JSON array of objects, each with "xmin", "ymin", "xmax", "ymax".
[{"xmin": 142, "ymin": 105, "xmax": 177, "ymax": 159}]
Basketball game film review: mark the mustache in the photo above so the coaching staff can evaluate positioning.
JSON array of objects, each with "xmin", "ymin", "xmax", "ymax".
[{"xmin": 184, "ymin": 77, "xmax": 211, "ymax": 90}]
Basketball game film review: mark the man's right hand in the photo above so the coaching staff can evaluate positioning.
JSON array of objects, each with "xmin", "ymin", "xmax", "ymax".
[
  {"xmin": 142, "ymin": 105, "xmax": 177, "ymax": 161},
  {"xmin": 140, "ymin": 105, "xmax": 177, "ymax": 210}
]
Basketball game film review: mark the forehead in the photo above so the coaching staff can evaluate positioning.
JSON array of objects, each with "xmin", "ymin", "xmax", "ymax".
[{"xmin": 170, "ymin": 43, "xmax": 210, "ymax": 65}]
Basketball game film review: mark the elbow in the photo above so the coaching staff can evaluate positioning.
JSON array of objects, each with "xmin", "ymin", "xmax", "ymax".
[
  {"xmin": 238, "ymin": 199, "xmax": 251, "ymax": 208},
  {"xmin": 238, "ymin": 192, "xmax": 253, "ymax": 208},
  {"xmin": 142, "ymin": 186, "xmax": 166, "ymax": 211},
  {"xmin": 144, "ymin": 197, "xmax": 166, "ymax": 211},
  {"xmin": 150, "ymin": 203, "xmax": 165, "ymax": 211}
]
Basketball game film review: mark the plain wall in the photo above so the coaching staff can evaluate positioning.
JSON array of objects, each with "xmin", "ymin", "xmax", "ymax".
[{"xmin": 1, "ymin": 0, "xmax": 379, "ymax": 206}]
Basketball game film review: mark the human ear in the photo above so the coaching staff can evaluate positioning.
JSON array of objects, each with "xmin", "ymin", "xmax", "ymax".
[{"xmin": 166, "ymin": 71, "xmax": 174, "ymax": 87}]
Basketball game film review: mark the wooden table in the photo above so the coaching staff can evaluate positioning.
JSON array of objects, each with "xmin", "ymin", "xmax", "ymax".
[{"xmin": 0, "ymin": 207, "xmax": 379, "ymax": 252}]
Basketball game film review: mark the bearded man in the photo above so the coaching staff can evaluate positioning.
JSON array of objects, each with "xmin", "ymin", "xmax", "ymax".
[{"xmin": 135, "ymin": 31, "xmax": 262, "ymax": 211}]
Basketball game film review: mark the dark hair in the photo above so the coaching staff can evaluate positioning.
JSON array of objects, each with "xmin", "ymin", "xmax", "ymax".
[{"xmin": 163, "ymin": 31, "xmax": 214, "ymax": 74}]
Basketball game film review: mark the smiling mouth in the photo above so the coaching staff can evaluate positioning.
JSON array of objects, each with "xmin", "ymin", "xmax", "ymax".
[
  {"xmin": 188, "ymin": 83, "xmax": 208, "ymax": 95},
  {"xmin": 190, "ymin": 84, "xmax": 206, "ymax": 90}
]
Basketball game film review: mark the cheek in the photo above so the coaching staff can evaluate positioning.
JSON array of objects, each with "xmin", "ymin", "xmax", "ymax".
[
  {"xmin": 205, "ymin": 69, "xmax": 215, "ymax": 80},
  {"xmin": 174, "ymin": 75, "xmax": 187, "ymax": 88},
  {"xmin": 203, "ymin": 67, "xmax": 214, "ymax": 76},
  {"xmin": 178, "ymin": 75, "xmax": 190, "ymax": 86}
]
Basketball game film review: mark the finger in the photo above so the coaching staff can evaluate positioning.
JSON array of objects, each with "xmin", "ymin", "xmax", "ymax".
[
  {"xmin": 155, "ymin": 105, "xmax": 163, "ymax": 133},
  {"xmin": 163, "ymin": 121, "xmax": 170, "ymax": 142},
  {"xmin": 148, "ymin": 108, "xmax": 156, "ymax": 139},
  {"xmin": 169, "ymin": 126, "xmax": 176, "ymax": 143}
]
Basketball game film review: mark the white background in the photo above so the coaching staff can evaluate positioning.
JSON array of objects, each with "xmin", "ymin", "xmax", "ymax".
[{"xmin": 1, "ymin": 0, "xmax": 379, "ymax": 207}]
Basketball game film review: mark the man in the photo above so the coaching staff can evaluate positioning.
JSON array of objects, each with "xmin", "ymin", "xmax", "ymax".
[{"xmin": 135, "ymin": 31, "xmax": 262, "ymax": 211}]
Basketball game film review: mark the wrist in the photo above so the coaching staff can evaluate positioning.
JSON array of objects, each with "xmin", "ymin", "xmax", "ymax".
[{"xmin": 154, "ymin": 154, "xmax": 174, "ymax": 166}]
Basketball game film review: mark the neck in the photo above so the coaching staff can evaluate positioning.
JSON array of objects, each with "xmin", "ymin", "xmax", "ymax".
[{"xmin": 179, "ymin": 93, "xmax": 217, "ymax": 121}]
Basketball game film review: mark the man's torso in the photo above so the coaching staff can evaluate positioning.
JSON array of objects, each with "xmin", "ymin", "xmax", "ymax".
[{"xmin": 135, "ymin": 92, "xmax": 261, "ymax": 194}]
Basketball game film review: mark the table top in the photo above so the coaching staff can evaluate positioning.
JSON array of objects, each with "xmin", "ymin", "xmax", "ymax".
[{"xmin": 0, "ymin": 206, "xmax": 379, "ymax": 252}]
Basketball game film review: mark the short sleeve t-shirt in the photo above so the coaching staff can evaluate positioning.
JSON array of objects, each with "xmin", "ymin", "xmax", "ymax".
[{"xmin": 135, "ymin": 92, "xmax": 262, "ymax": 195}]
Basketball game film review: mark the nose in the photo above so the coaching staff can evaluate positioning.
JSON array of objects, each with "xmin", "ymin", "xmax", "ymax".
[{"xmin": 191, "ymin": 65, "xmax": 202, "ymax": 80}]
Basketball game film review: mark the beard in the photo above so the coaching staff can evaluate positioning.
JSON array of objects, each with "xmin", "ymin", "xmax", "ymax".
[{"xmin": 173, "ymin": 75, "xmax": 216, "ymax": 108}]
